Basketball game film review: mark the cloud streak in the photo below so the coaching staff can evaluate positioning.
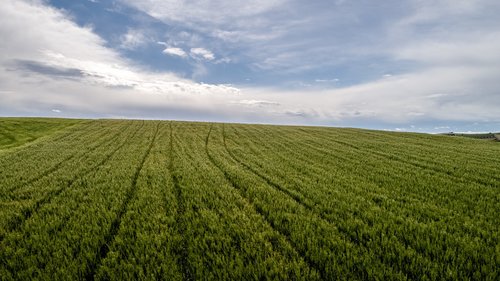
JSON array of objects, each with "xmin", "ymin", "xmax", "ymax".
[
  {"xmin": 162, "ymin": 47, "xmax": 187, "ymax": 58},
  {"xmin": 190, "ymin": 48, "xmax": 215, "ymax": 61}
]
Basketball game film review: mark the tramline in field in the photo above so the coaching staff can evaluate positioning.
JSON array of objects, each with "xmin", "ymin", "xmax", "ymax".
[{"xmin": 0, "ymin": 118, "xmax": 498, "ymax": 280}]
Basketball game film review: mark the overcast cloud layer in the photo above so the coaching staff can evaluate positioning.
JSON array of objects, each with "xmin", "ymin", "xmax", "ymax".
[{"xmin": 1, "ymin": 0, "xmax": 499, "ymax": 132}]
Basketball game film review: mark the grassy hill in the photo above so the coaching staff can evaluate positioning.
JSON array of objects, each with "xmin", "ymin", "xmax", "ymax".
[
  {"xmin": 0, "ymin": 118, "xmax": 498, "ymax": 280},
  {"xmin": 0, "ymin": 118, "xmax": 84, "ymax": 151}
]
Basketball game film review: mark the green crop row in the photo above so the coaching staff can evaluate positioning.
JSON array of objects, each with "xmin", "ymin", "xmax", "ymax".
[
  {"xmin": 0, "ymin": 119, "xmax": 498, "ymax": 280},
  {"xmin": 222, "ymin": 123, "xmax": 499, "ymax": 280}
]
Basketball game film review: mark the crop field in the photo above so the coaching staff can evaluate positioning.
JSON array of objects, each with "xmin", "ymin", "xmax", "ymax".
[
  {"xmin": 0, "ymin": 119, "xmax": 499, "ymax": 280},
  {"xmin": 0, "ymin": 118, "xmax": 83, "ymax": 151}
]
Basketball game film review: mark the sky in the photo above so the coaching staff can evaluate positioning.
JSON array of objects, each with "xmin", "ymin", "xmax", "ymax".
[{"xmin": 1, "ymin": 0, "xmax": 500, "ymax": 132}]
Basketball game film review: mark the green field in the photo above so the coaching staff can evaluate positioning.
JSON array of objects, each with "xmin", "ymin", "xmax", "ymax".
[
  {"xmin": 0, "ymin": 118, "xmax": 83, "ymax": 151},
  {"xmin": 0, "ymin": 119, "xmax": 499, "ymax": 280}
]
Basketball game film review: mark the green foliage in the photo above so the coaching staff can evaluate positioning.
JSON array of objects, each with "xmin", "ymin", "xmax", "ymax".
[
  {"xmin": 0, "ymin": 118, "xmax": 84, "ymax": 151},
  {"xmin": 0, "ymin": 119, "xmax": 498, "ymax": 280}
]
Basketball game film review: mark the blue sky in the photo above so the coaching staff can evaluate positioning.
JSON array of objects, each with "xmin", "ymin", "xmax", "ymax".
[{"xmin": 1, "ymin": 0, "xmax": 500, "ymax": 132}]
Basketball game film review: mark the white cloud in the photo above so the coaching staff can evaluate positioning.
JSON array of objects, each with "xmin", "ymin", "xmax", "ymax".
[
  {"xmin": 1, "ymin": 0, "xmax": 500, "ymax": 131},
  {"xmin": 0, "ymin": 0, "xmax": 244, "ymax": 119},
  {"xmin": 392, "ymin": 26, "xmax": 500, "ymax": 68},
  {"xmin": 119, "ymin": 29, "xmax": 150, "ymax": 50},
  {"xmin": 234, "ymin": 100, "xmax": 280, "ymax": 107},
  {"xmin": 123, "ymin": 1, "xmax": 500, "ymax": 129},
  {"xmin": 399, "ymin": 0, "xmax": 498, "ymax": 27},
  {"xmin": 315, "ymin": 79, "xmax": 339, "ymax": 83},
  {"xmin": 118, "ymin": 0, "xmax": 294, "ymax": 68},
  {"xmin": 159, "ymin": 40, "xmax": 216, "ymax": 62},
  {"xmin": 238, "ymin": 61, "xmax": 500, "ymax": 125},
  {"xmin": 164, "ymin": 31, "xmax": 204, "ymax": 48},
  {"xmin": 190, "ymin": 48, "xmax": 215, "ymax": 61},
  {"xmin": 162, "ymin": 47, "xmax": 187, "ymax": 58},
  {"xmin": 119, "ymin": 0, "xmax": 287, "ymax": 26},
  {"xmin": 215, "ymin": 57, "xmax": 232, "ymax": 64},
  {"xmin": 118, "ymin": 0, "xmax": 500, "ymax": 77}
]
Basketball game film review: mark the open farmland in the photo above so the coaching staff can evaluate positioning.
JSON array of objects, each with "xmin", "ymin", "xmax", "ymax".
[
  {"xmin": 0, "ymin": 118, "xmax": 83, "ymax": 151},
  {"xmin": 0, "ymin": 119, "xmax": 499, "ymax": 280}
]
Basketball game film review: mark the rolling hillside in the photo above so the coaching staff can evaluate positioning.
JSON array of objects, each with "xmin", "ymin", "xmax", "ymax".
[
  {"xmin": 0, "ymin": 118, "xmax": 83, "ymax": 151},
  {"xmin": 0, "ymin": 119, "xmax": 499, "ymax": 280}
]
